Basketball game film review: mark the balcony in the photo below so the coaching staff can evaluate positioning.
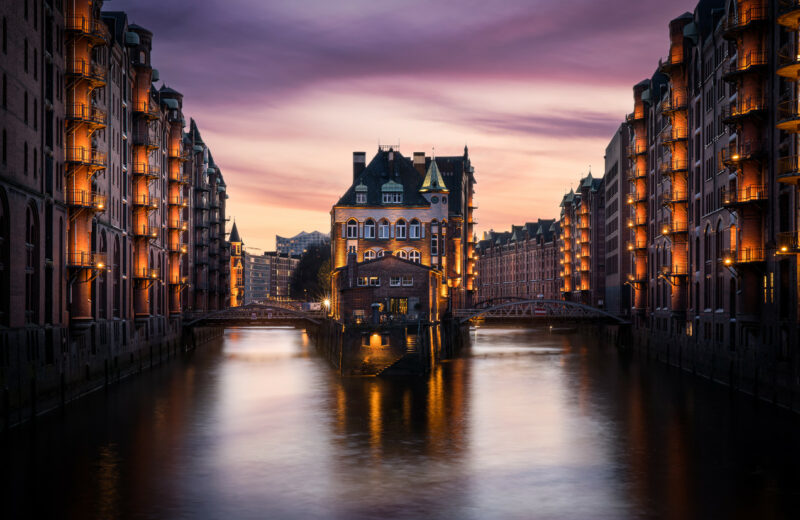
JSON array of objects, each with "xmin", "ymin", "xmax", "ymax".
[
  {"xmin": 66, "ymin": 251, "xmax": 107, "ymax": 270},
  {"xmin": 661, "ymin": 88, "xmax": 688, "ymax": 113},
  {"xmin": 625, "ymin": 109, "xmax": 646, "ymax": 123},
  {"xmin": 169, "ymin": 275, "xmax": 190, "ymax": 286},
  {"xmin": 133, "ymin": 268, "xmax": 161, "ymax": 280},
  {"xmin": 627, "ymin": 167, "xmax": 647, "ymax": 181},
  {"xmin": 627, "ymin": 144, "xmax": 648, "ymax": 157},
  {"xmin": 169, "ymin": 241, "xmax": 189, "ymax": 254},
  {"xmin": 65, "ymin": 59, "xmax": 106, "ymax": 86},
  {"xmin": 722, "ymin": 97, "xmax": 767, "ymax": 124},
  {"xmin": 659, "ymin": 159, "xmax": 688, "ymax": 175},
  {"xmin": 170, "ymin": 171, "xmax": 191, "ymax": 184},
  {"xmin": 627, "ymin": 216, "xmax": 647, "ymax": 228},
  {"xmin": 132, "ymin": 194, "xmax": 158, "ymax": 210},
  {"xmin": 661, "ymin": 188, "xmax": 688, "ymax": 206},
  {"xmin": 719, "ymin": 140, "xmax": 763, "ymax": 167},
  {"xmin": 658, "ymin": 44, "xmax": 684, "ymax": 73},
  {"xmin": 168, "ymin": 219, "xmax": 188, "ymax": 231},
  {"xmin": 65, "ymin": 15, "xmax": 110, "ymax": 44},
  {"xmin": 132, "ymin": 224, "xmax": 159, "ymax": 239},
  {"xmin": 626, "ymin": 240, "xmax": 648, "ymax": 252},
  {"xmin": 132, "ymin": 101, "xmax": 161, "ymax": 121},
  {"xmin": 777, "ymin": 43, "xmax": 800, "ymax": 78},
  {"xmin": 777, "ymin": 231, "xmax": 800, "ymax": 254},
  {"xmin": 66, "ymin": 189, "xmax": 106, "ymax": 211},
  {"xmin": 723, "ymin": 247, "xmax": 765, "ymax": 265},
  {"xmin": 627, "ymin": 190, "xmax": 647, "ymax": 204},
  {"xmin": 723, "ymin": 7, "xmax": 768, "ymax": 38},
  {"xmin": 168, "ymin": 195, "xmax": 189, "ymax": 207},
  {"xmin": 660, "ymin": 219, "xmax": 688, "ymax": 235},
  {"xmin": 777, "ymin": 155, "xmax": 800, "ymax": 183},
  {"xmin": 66, "ymin": 103, "xmax": 107, "ymax": 129},
  {"xmin": 722, "ymin": 51, "xmax": 768, "ymax": 80},
  {"xmin": 777, "ymin": 100, "xmax": 800, "ymax": 132},
  {"xmin": 132, "ymin": 132, "xmax": 159, "ymax": 149},
  {"xmin": 65, "ymin": 147, "xmax": 106, "ymax": 170},
  {"xmin": 778, "ymin": 1, "xmax": 800, "ymax": 29},
  {"xmin": 132, "ymin": 162, "xmax": 160, "ymax": 180},
  {"xmin": 661, "ymin": 126, "xmax": 688, "ymax": 143},
  {"xmin": 721, "ymin": 185, "xmax": 768, "ymax": 207},
  {"xmin": 577, "ymin": 218, "xmax": 590, "ymax": 230},
  {"xmin": 662, "ymin": 264, "xmax": 689, "ymax": 277}
]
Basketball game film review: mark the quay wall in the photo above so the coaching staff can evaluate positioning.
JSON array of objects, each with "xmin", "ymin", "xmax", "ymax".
[{"xmin": 0, "ymin": 319, "xmax": 224, "ymax": 430}]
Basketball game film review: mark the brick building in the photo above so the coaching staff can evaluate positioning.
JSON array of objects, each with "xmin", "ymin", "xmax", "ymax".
[
  {"xmin": 604, "ymin": 124, "xmax": 632, "ymax": 317},
  {"xmin": 330, "ymin": 146, "xmax": 477, "ymax": 320},
  {"xmin": 475, "ymin": 220, "xmax": 560, "ymax": 302}
]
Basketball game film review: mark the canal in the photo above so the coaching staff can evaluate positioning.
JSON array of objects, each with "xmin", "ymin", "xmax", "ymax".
[{"xmin": 3, "ymin": 326, "xmax": 800, "ymax": 519}]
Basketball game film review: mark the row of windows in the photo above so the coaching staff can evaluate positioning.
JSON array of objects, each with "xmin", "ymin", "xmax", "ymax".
[
  {"xmin": 344, "ymin": 218, "xmax": 445, "ymax": 240},
  {"xmin": 358, "ymin": 248, "xmax": 422, "ymax": 263},
  {"xmin": 356, "ymin": 275, "xmax": 414, "ymax": 287}
]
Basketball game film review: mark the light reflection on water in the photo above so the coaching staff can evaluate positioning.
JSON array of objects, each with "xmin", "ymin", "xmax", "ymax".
[{"xmin": 3, "ymin": 325, "xmax": 800, "ymax": 519}]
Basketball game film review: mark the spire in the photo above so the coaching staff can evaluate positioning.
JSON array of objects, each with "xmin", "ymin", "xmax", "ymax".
[
  {"xmin": 420, "ymin": 159, "xmax": 449, "ymax": 193},
  {"xmin": 229, "ymin": 220, "xmax": 241, "ymax": 243}
]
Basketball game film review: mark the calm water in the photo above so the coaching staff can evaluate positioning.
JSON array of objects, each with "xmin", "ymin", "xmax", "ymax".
[{"xmin": 3, "ymin": 326, "xmax": 800, "ymax": 519}]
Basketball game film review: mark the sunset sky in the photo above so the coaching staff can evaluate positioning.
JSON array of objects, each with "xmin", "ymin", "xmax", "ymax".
[{"xmin": 115, "ymin": 0, "xmax": 698, "ymax": 251}]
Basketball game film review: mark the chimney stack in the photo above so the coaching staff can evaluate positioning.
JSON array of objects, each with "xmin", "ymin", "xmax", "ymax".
[
  {"xmin": 353, "ymin": 152, "xmax": 366, "ymax": 181},
  {"xmin": 413, "ymin": 152, "xmax": 426, "ymax": 176}
]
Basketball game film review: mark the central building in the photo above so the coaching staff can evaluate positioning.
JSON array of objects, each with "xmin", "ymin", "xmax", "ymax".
[{"xmin": 330, "ymin": 146, "xmax": 476, "ymax": 321}]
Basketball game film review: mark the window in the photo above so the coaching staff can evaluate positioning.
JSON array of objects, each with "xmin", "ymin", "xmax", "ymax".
[
  {"xmin": 402, "ymin": 276, "xmax": 413, "ymax": 286},
  {"xmin": 390, "ymin": 276, "xmax": 401, "ymax": 287},
  {"xmin": 369, "ymin": 276, "xmax": 380, "ymax": 286},
  {"xmin": 363, "ymin": 250, "xmax": 376, "ymax": 261},
  {"xmin": 357, "ymin": 276, "xmax": 368, "ymax": 287},
  {"xmin": 382, "ymin": 192, "xmax": 402, "ymax": 204},
  {"xmin": 346, "ymin": 219, "xmax": 358, "ymax": 239},
  {"xmin": 409, "ymin": 250, "xmax": 421, "ymax": 264},
  {"xmin": 379, "ymin": 219, "xmax": 390, "ymax": 239},
  {"xmin": 409, "ymin": 219, "xmax": 420, "ymax": 239},
  {"xmin": 396, "ymin": 250, "xmax": 408, "ymax": 260},
  {"xmin": 364, "ymin": 219, "xmax": 375, "ymax": 239},
  {"xmin": 431, "ymin": 233, "xmax": 439, "ymax": 256},
  {"xmin": 377, "ymin": 249, "xmax": 385, "ymax": 257},
  {"xmin": 396, "ymin": 219, "xmax": 406, "ymax": 239},
  {"xmin": 356, "ymin": 192, "xmax": 366, "ymax": 204}
]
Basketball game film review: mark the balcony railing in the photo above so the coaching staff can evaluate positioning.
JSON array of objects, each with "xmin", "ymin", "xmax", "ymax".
[
  {"xmin": 628, "ymin": 167, "xmax": 647, "ymax": 181},
  {"xmin": 169, "ymin": 275, "xmax": 190, "ymax": 285},
  {"xmin": 723, "ymin": 50, "xmax": 768, "ymax": 79},
  {"xmin": 724, "ymin": 247, "xmax": 765, "ymax": 264},
  {"xmin": 662, "ymin": 188, "xmax": 688, "ymax": 205},
  {"xmin": 132, "ymin": 225, "xmax": 159, "ymax": 239},
  {"xmin": 778, "ymin": 0, "xmax": 800, "ymax": 29},
  {"xmin": 661, "ymin": 88, "xmax": 688, "ymax": 112},
  {"xmin": 777, "ymin": 231, "xmax": 800, "ymax": 254},
  {"xmin": 659, "ymin": 44, "xmax": 684, "ymax": 71},
  {"xmin": 168, "ymin": 219, "xmax": 188, "ymax": 231},
  {"xmin": 627, "ymin": 216, "xmax": 647, "ymax": 228},
  {"xmin": 132, "ymin": 132, "xmax": 159, "ymax": 148},
  {"xmin": 132, "ymin": 194, "xmax": 158, "ymax": 210},
  {"xmin": 133, "ymin": 268, "xmax": 161, "ymax": 280},
  {"xmin": 721, "ymin": 185, "xmax": 768, "ymax": 206},
  {"xmin": 626, "ymin": 190, "xmax": 647, "ymax": 204},
  {"xmin": 132, "ymin": 101, "xmax": 161, "ymax": 120},
  {"xmin": 626, "ymin": 109, "xmax": 646, "ymax": 123},
  {"xmin": 723, "ymin": 7, "xmax": 768, "ymax": 36},
  {"xmin": 168, "ymin": 195, "xmax": 189, "ymax": 207},
  {"xmin": 627, "ymin": 144, "xmax": 648, "ymax": 157},
  {"xmin": 777, "ymin": 100, "xmax": 800, "ymax": 133},
  {"xmin": 65, "ymin": 16, "xmax": 110, "ymax": 43},
  {"xmin": 66, "ymin": 103, "xmax": 107, "ymax": 127},
  {"xmin": 660, "ymin": 159, "xmax": 688, "ymax": 175},
  {"xmin": 66, "ymin": 189, "xmax": 106, "ymax": 211},
  {"xmin": 662, "ymin": 264, "xmax": 690, "ymax": 276},
  {"xmin": 626, "ymin": 240, "xmax": 648, "ymax": 252},
  {"xmin": 170, "ymin": 171, "xmax": 191, "ymax": 184},
  {"xmin": 132, "ymin": 162, "xmax": 160, "ymax": 179},
  {"xmin": 661, "ymin": 219, "xmax": 688, "ymax": 235},
  {"xmin": 777, "ymin": 155, "xmax": 800, "ymax": 183},
  {"xmin": 723, "ymin": 96, "xmax": 766, "ymax": 123},
  {"xmin": 719, "ymin": 140, "xmax": 763, "ymax": 166},
  {"xmin": 66, "ymin": 251, "xmax": 107, "ymax": 269},
  {"xmin": 661, "ymin": 126, "xmax": 688, "ymax": 143},
  {"xmin": 65, "ymin": 147, "xmax": 106, "ymax": 169},
  {"xmin": 169, "ymin": 242, "xmax": 189, "ymax": 254},
  {"xmin": 65, "ymin": 59, "xmax": 106, "ymax": 84}
]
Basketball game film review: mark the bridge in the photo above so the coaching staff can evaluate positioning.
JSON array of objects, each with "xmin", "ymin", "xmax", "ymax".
[
  {"xmin": 454, "ymin": 299, "xmax": 628, "ymax": 325},
  {"xmin": 186, "ymin": 302, "xmax": 325, "ymax": 326}
]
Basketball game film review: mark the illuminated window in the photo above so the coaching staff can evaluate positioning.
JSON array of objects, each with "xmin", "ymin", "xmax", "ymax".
[
  {"xmin": 409, "ymin": 250, "xmax": 421, "ymax": 264},
  {"xmin": 369, "ymin": 276, "xmax": 380, "ymax": 286},
  {"xmin": 364, "ymin": 250, "xmax": 376, "ymax": 261},
  {"xmin": 396, "ymin": 250, "xmax": 408, "ymax": 260},
  {"xmin": 357, "ymin": 276, "xmax": 368, "ymax": 287},
  {"xmin": 346, "ymin": 219, "xmax": 358, "ymax": 238}
]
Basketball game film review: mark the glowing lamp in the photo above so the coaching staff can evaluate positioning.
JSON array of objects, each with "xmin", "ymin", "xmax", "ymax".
[
  {"xmin": 723, "ymin": 257, "xmax": 732, "ymax": 266},
  {"xmin": 732, "ymin": 154, "xmax": 740, "ymax": 161},
  {"xmin": 662, "ymin": 226, "xmax": 669, "ymax": 235},
  {"xmin": 323, "ymin": 298, "xmax": 330, "ymax": 309},
  {"xmin": 781, "ymin": 246, "xmax": 788, "ymax": 252},
  {"xmin": 97, "ymin": 262, "xmax": 105, "ymax": 269}
]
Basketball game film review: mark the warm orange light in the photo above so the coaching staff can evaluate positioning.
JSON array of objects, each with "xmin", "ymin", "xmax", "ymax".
[
  {"xmin": 731, "ymin": 154, "xmax": 740, "ymax": 161},
  {"xmin": 723, "ymin": 258, "xmax": 732, "ymax": 266},
  {"xmin": 97, "ymin": 262, "xmax": 105, "ymax": 269},
  {"xmin": 662, "ymin": 226, "xmax": 669, "ymax": 235},
  {"xmin": 781, "ymin": 246, "xmax": 788, "ymax": 252}
]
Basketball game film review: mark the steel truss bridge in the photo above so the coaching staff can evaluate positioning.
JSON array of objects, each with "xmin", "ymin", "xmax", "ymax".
[
  {"xmin": 186, "ymin": 302, "xmax": 324, "ymax": 326},
  {"xmin": 454, "ymin": 299, "xmax": 628, "ymax": 325}
]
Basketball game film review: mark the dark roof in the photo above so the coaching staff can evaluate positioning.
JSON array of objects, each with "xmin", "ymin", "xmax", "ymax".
[
  {"xmin": 189, "ymin": 118, "xmax": 204, "ymax": 144},
  {"xmin": 335, "ymin": 148, "xmax": 430, "ymax": 207},
  {"xmin": 229, "ymin": 222, "xmax": 241, "ymax": 243},
  {"xmin": 159, "ymin": 85, "xmax": 181, "ymax": 96},
  {"xmin": 101, "ymin": 12, "xmax": 128, "ymax": 46},
  {"xmin": 424, "ymin": 149, "xmax": 473, "ymax": 215}
]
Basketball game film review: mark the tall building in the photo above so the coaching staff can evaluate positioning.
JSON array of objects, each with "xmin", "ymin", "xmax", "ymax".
[
  {"xmin": 559, "ymin": 174, "xmax": 605, "ymax": 306},
  {"xmin": 276, "ymin": 230, "xmax": 329, "ymax": 257},
  {"xmin": 604, "ymin": 124, "xmax": 632, "ymax": 317},
  {"xmin": 243, "ymin": 250, "xmax": 300, "ymax": 303},
  {"xmin": 329, "ymin": 146, "xmax": 476, "ymax": 319},
  {"xmin": 475, "ymin": 220, "xmax": 561, "ymax": 302},
  {"xmin": 229, "ymin": 222, "xmax": 244, "ymax": 307}
]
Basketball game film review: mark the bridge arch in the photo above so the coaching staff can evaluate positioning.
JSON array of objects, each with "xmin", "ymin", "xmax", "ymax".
[{"xmin": 457, "ymin": 299, "xmax": 627, "ymax": 324}]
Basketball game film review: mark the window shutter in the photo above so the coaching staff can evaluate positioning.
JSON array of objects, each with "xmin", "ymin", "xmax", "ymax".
[
  {"xmin": 391, "ymin": 224, "xmax": 395, "ymax": 238},
  {"xmin": 341, "ymin": 222, "xmax": 346, "ymax": 238},
  {"xmin": 421, "ymin": 223, "xmax": 426, "ymax": 238},
  {"xmin": 359, "ymin": 223, "xmax": 363, "ymax": 238}
]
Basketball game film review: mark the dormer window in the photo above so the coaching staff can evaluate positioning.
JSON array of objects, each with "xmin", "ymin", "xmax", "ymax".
[
  {"xmin": 356, "ymin": 193, "xmax": 367, "ymax": 204},
  {"xmin": 382, "ymin": 192, "xmax": 402, "ymax": 204},
  {"xmin": 381, "ymin": 180, "xmax": 403, "ymax": 204}
]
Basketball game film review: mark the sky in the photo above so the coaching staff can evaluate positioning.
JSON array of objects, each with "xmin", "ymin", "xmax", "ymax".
[{"xmin": 113, "ymin": 0, "xmax": 698, "ymax": 251}]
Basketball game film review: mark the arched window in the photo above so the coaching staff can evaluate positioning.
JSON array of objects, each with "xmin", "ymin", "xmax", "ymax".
[
  {"xmin": 25, "ymin": 203, "xmax": 39, "ymax": 324},
  {"xmin": 377, "ymin": 249, "xmax": 385, "ymax": 258},
  {"xmin": 409, "ymin": 250, "xmax": 421, "ymax": 264},
  {"xmin": 395, "ymin": 219, "xmax": 406, "ymax": 239},
  {"xmin": 409, "ymin": 219, "xmax": 420, "ymax": 239},
  {"xmin": 364, "ymin": 219, "xmax": 375, "ymax": 239},
  {"xmin": 0, "ymin": 188, "xmax": 8, "ymax": 325},
  {"xmin": 396, "ymin": 250, "xmax": 408, "ymax": 259},
  {"xmin": 379, "ymin": 219, "xmax": 390, "ymax": 239},
  {"xmin": 346, "ymin": 219, "xmax": 358, "ymax": 239},
  {"xmin": 364, "ymin": 249, "xmax": 376, "ymax": 261}
]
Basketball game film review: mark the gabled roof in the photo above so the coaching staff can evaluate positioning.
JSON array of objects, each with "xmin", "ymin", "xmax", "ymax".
[{"xmin": 335, "ymin": 149, "xmax": 430, "ymax": 207}]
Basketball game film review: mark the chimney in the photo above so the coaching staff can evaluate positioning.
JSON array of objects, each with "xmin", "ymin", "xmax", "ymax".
[
  {"xmin": 353, "ymin": 152, "xmax": 366, "ymax": 181},
  {"xmin": 413, "ymin": 152, "xmax": 426, "ymax": 176}
]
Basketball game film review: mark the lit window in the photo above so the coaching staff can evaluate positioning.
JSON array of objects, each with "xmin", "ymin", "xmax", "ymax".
[
  {"xmin": 364, "ymin": 250, "xmax": 376, "ymax": 261},
  {"xmin": 369, "ymin": 276, "xmax": 380, "ymax": 286},
  {"xmin": 377, "ymin": 249, "xmax": 385, "ymax": 257},
  {"xmin": 397, "ymin": 250, "xmax": 408, "ymax": 260},
  {"xmin": 357, "ymin": 276, "xmax": 368, "ymax": 286},
  {"xmin": 346, "ymin": 219, "xmax": 358, "ymax": 238},
  {"xmin": 409, "ymin": 250, "xmax": 421, "ymax": 263}
]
